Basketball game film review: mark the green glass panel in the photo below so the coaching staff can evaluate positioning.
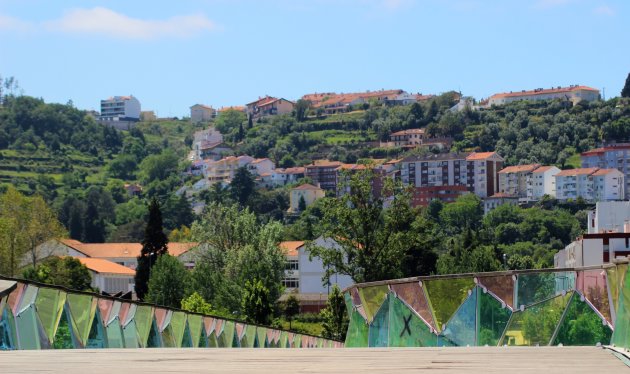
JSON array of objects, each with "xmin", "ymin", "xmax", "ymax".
[
  {"xmin": 66, "ymin": 293, "xmax": 95, "ymax": 347},
  {"xmin": 606, "ymin": 266, "xmax": 619, "ymax": 314},
  {"xmin": 16, "ymin": 305, "xmax": 41, "ymax": 349},
  {"xmin": 34, "ymin": 288, "xmax": 66, "ymax": 345},
  {"xmin": 478, "ymin": 288, "xmax": 511, "ymax": 346},
  {"xmin": 554, "ymin": 293, "xmax": 612, "ymax": 346},
  {"xmin": 390, "ymin": 282, "xmax": 435, "ymax": 331},
  {"xmin": 187, "ymin": 314, "xmax": 203, "ymax": 348},
  {"xmin": 181, "ymin": 323, "xmax": 193, "ymax": 348},
  {"xmin": 244, "ymin": 325, "xmax": 256, "ymax": 348},
  {"xmin": 388, "ymin": 294, "xmax": 437, "ymax": 347},
  {"xmin": 345, "ymin": 308, "xmax": 369, "ymax": 347},
  {"xmin": 122, "ymin": 320, "xmax": 139, "ymax": 348},
  {"xmin": 358, "ymin": 285, "xmax": 389, "ymax": 323},
  {"xmin": 87, "ymin": 312, "xmax": 105, "ymax": 348},
  {"xmin": 207, "ymin": 329, "xmax": 218, "ymax": 347},
  {"xmin": 478, "ymin": 274, "xmax": 514, "ymax": 310},
  {"xmin": 279, "ymin": 331, "xmax": 289, "ymax": 348},
  {"xmin": 441, "ymin": 289, "xmax": 477, "ymax": 347},
  {"xmin": 424, "ymin": 277, "xmax": 474, "ymax": 332},
  {"xmin": 52, "ymin": 308, "xmax": 72, "ymax": 349},
  {"xmin": 257, "ymin": 327, "xmax": 267, "ymax": 348},
  {"xmin": 17, "ymin": 285, "xmax": 38, "ymax": 314},
  {"xmin": 502, "ymin": 292, "xmax": 571, "ymax": 346},
  {"xmin": 106, "ymin": 318, "xmax": 124, "ymax": 348},
  {"xmin": 293, "ymin": 334, "xmax": 301, "ymax": 348},
  {"xmin": 146, "ymin": 319, "xmax": 160, "ymax": 348},
  {"xmin": 368, "ymin": 294, "xmax": 389, "ymax": 347},
  {"xmin": 1, "ymin": 305, "xmax": 15, "ymax": 350},
  {"xmin": 161, "ymin": 324, "xmax": 176, "ymax": 347},
  {"xmin": 612, "ymin": 265, "xmax": 630, "ymax": 348},
  {"xmin": 219, "ymin": 321, "xmax": 235, "ymax": 348},
  {"xmin": 344, "ymin": 292, "xmax": 353, "ymax": 319},
  {"xmin": 232, "ymin": 328, "xmax": 240, "ymax": 348},
  {"xmin": 516, "ymin": 272, "xmax": 575, "ymax": 310},
  {"xmin": 169, "ymin": 311, "xmax": 187, "ymax": 348},
  {"xmin": 133, "ymin": 305, "xmax": 153, "ymax": 348}
]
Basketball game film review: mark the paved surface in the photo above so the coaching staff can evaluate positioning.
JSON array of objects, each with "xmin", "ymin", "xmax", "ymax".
[{"xmin": 0, "ymin": 347, "xmax": 628, "ymax": 373}]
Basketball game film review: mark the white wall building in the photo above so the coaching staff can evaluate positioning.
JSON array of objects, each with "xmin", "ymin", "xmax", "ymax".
[
  {"xmin": 587, "ymin": 201, "xmax": 630, "ymax": 234},
  {"xmin": 526, "ymin": 166, "xmax": 560, "ymax": 200},
  {"xmin": 247, "ymin": 158, "xmax": 275, "ymax": 176},
  {"xmin": 100, "ymin": 95, "xmax": 141, "ymax": 121},
  {"xmin": 488, "ymin": 85, "xmax": 600, "ymax": 106},
  {"xmin": 190, "ymin": 104, "xmax": 216, "ymax": 123},
  {"xmin": 555, "ymin": 168, "xmax": 624, "ymax": 202},
  {"xmin": 554, "ymin": 232, "xmax": 630, "ymax": 268},
  {"xmin": 498, "ymin": 164, "xmax": 541, "ymax": 198},
  {"xmin": 76, "ymin": 257, "xmax": 135, "ymax": 295},
  {"xmin": 582, "ymin": 144, "xmax": 630, "ymax": 200}
]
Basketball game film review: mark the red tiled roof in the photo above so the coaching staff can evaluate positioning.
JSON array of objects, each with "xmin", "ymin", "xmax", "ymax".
[
  {"xmin": 466, "ymin": 152, "xmax": 500, "ymax": 161},
  {"xmin": 336, "ymin": 163, "xmax": 367, "ymax": 171},
  {"xmin": 306, "ymin": 160, "xmax": 343, "ymax": 168},
  {"xmin": 491, "ymin": 85, "xmax": 599, "ymax": 100},
  {"xmin": 555, "ymin": 168, "xmax": 599, "ymax": 177},
  {"xmin": 581, "ymin": 144, "xmax": 630, "ymax": 156},
  {"xmin": 76, "ymin": 258, "xmax": 135, "ymax": 275},
  {"xmin": 279, "ymin": 167, "xmax": 305, "ymax": 175},
  {"xmin": 60, "ymin": 239, "xmax": 198, "ymax": 259},
  {"xmin": 293, "ymin": 184, "xmax": 323, "ymax": 191},
  {"xmin": 279, "ymin": 241, "xmax": 305, "ymax": 257},
  {"xmin": 488, "ymin": 193, "xmax": 518, "ymax": 199},
  {"xmin": 532, "ymin": 166, "xmax": 557, "ymax": 173},
  {"xmin": 217, "ymin": 106, "xmax": 246, "ymax": 112},
  {"xmin": 498, "ymin": 164, "xmax": 541, "ymax": 174},
  {"xmin": 246, "ymin": 96, "xmax": 277, "ymax": 106},
  {"xmin": 390, "ymin": 128, "xmax": 425, "ymax": 137},
  {"xmin": 593, "ymin": 168, "xmax": 621, "ymax": 176}
]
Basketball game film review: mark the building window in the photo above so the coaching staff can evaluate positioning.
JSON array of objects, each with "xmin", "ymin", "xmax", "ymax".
[
  {"xmin": 285, "ymin": 260, "xmax": 299, "ymax": 271},
  {"xmin": 282, "ymin": 278, "xmax": 299, "ymax": 289}
]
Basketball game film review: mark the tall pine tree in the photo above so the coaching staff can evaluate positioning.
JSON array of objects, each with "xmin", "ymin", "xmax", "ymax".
[
  {"xmin": 622, "ymin": 73, "xmax": 630, "ymax": 98},
  {"xmin": 134, "ymin": 198, "xmax": 169, "ymax": 300}
]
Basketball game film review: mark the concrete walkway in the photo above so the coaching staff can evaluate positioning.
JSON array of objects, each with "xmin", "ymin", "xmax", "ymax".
[{"xmin": 0, "ymin": 346, "xmax": 628, "ymax": 373}]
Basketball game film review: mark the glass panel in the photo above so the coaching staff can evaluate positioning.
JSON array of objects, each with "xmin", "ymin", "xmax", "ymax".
[
  {"xmin": 344, "ymin": 292, "xmax": 353, "ymax": 319},
  {"xmin": 16, "ymin": 305, "xmax": 40, "ymax": 349},
  {"xmin": 187, "ymin": 314, "xmax": 203, "ymax": 348},
  {"xmin": 169, "ymin": 311, "xmax": 187, "ymax": 348},
  {"xmin": 66, "ymin": 293, "xmax": 96, "ymax": 347},
  {"xmin": 122, "ymin": 320, "xmax": 139, "ymax": 348},
  {"xmin": 17, "ymin": 285, "xmax": 38, "ymax": 314},
  {"xmin": 257, "ymin": 327, "xmax": 267, "ymax": 348},
  {"xmin": 181, "ymin": 323, "xmax": 192, "ymax": 348},
  {"xmin": 235, "ymin": 323, "xmax": 245, "ymax": 341},
  {"xmin": 424, "ymin": 277, "xmax": 474, "ymax": 332},
  {"xmin": 345, "ymin": 308, "xmax": 368, "ymax": 347},
  {"xmin": 266, "ymin": 329, "xmax": 276, "ymax": 348},
  {"xmin": 134, "ymin": 305, "xmax": 154, "ymax": 348},
  {"xmin": 97, "ymin": 298, "xmax": 113, "ymax": 325},
  {"xmin": 219, "ymin": 321, "xmax": 235, "ymax": 348},
  {"xmin": 516, "ymin": 272, "xmax": 575, "ymax": 310},
  {"xmin": 554, "ymin": 293, "xmax": 612, "ymax": 346},
  {"xmin": 213, "ymin": 319, "xmax": 224, "ymax": 339},
  {"xmin": 244, "ymin": 325, "xmax": 256, "ymax": 348},
  {"xmin": 154, "ymin": 308, "xmax": 168, "ymax": 331},
  {"xmin": 502, "ymin": 292, "xmax": 571, "ymax": 346},
  {"xmin": 146, "ymin": 319, "xmax": 160, "ymax": 348},
  {"xmin": 441, "ymin": 288, "xmax": 477, "ymax": 347},
  {"xmin": 390, "ymin": 282, "xmax": 435, "ymax": 331},
  {"xmin": 34, "ymin": 288, "xmax": 66, "ymax": 345},
  {"xmin": 478, "ymin": 287, "xmax": 511, "ymax": 346},
  {"xmin": 368, "ymin": 294, "xmax": 389, "ymax": 347},
  {"xmin": 7, "ymin": 283, "xmax": 24, "ymax": 315},
  {"xmin": 1, "ymin": 305, "xmax": 15, "ymax": 350},
  {"xmin": 106, "ymin": 318, "xmax": 124, "ymax": 348},
  {"xmin": 577, "ymin": 270, "xmax": 612, "ymax": 325},
  {"xmin": 292, "ymin": 333, "xmax": 301, "ymax": 348},
  {"xmin": 207, "ymin": 328, "xmax": 218, "ymax": 348},
  {"xmin": 606, "ymin": 266, "xmax": 619, "ymax": 314},
  {"xmin": 161, "ymin": 324, "xmax": 176, "ymax": 347},
  {"xmin": 86, "ymin": 312, "xmax": 105, "ymax": 348},
  {"xmin": 388, "ymin": 294, "xmax": 437, "ymax": 347},
  {"xmin": 119, "ymin": 303, "xmax": 132, "ymax": 326},
  {"xmin": 203, "ymin": 317, "xmax": 215, "ymax": 338},
  {"xmin": 52, "ymin": 308, "xmax": 72, "ymax": 349},
  {"xmin": 478, "ymin": 274, "xmax": 514, "ymax": 310},
  {"xmin": 279, "ymin": 331, "xmax": 289, "ymax": 348},
  {"xmin": 358, "ymin": 285, "xmax": 389, "ymax": 323},
  {"xmin": 612, "ymin": 265, "xmax": 630, "ymax": 348}
]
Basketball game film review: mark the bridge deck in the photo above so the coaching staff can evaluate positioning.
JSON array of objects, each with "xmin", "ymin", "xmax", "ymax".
[{"xmin": 1, "ymin": 346, "xmax": 627, "ymax": 373}]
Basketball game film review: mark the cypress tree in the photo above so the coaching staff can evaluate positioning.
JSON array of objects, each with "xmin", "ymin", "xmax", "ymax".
[
  {"xmin": 134, "ymin": 198, "xmax": 169, "ymax": 300},
  {"xmin": 622, "ymin": 73, "xmax": 630, "ymax": 98}
]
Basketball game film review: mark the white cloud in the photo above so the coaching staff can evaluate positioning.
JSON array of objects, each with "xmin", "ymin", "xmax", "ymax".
[
  {"xmin": 45, "ymin": 7, "xmax": 217, "ymax": 39},
  {"xmin": 0, "ymin": 13, "xmax": 34, "ymax": 32},
  {"xmin": 594, "ymin": 5, "xmax": 614, "ymax": 16}
]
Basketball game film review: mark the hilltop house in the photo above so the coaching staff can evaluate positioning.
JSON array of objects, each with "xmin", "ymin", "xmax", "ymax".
[
  {"xmin": 488, "ymin": 85, "xmax": 600, "ymax": 106},
  {"xmin": 288, "ymin": 184, "xmax": 325, "ymax": 213},
  {"xmin": 246, "ymin": 96, "xmax": 294, "ymax": 120}
]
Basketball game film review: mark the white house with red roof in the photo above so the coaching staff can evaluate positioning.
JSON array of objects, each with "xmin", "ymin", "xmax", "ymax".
[
  {"xmin": 288, "ymin": 184, "xmax": 325, "ymax": 213},
  {"xmin": 488, "ymin": 85, "xmax": 600, "ymax": 106},
  {"xmin": 498, "ymin": 164, "xmax": 541, "ymax": 198},
  {"xmin": 246, "ymin": 96, "xmax": 295, "ymax": 119},
  {"xmin": 555, "ymin": 168, "xmax": 624, "ymax": 202},
  {"xmin": 526, "ymin": 165, "xmax": 561, "ymax": 200}
]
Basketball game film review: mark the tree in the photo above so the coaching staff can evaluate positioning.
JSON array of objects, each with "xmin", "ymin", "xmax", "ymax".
[
  {"xmin": 23, "ymin": 195, "xmax": 66, "ymax": 268},
  {"xmin": 241, "ymin": 278, "xmax": 273, "ymax": 325},
  {"xmin": 181, "ymin": 291, "xmax": 214, "ymax": 315},
  {"xmin": 298, "ymin": 195, "xmax": 307, "ymax": 212},
  {"xmin": 294, "ymin": 99, "xmax": 311, "ymax": 122},
  {"xmin": 309, "ymin": 168, "xmax": 418, "ymax": 283},
  {"xmin": 284, "ymin": 294, "xmax": 300, "ymax": 329},
  {"xmin": 135, "ymin": 198, "xmax": 169, "ymax": 300},
  {"xmin": 107, "ymin": 154, "xmax": 137, "ymax": 180},
  {"xmin": 622, "ymin": 72, "xmax": 630, "ymax": 98},
  {"xmin": 230, "ymin": 166, "xmax": 256, "ymax": 206},
  {"xmin": 146, "ymin": 254, "xmax": 188, "ymax": 308},
  {"xmin": 439, "ymin": 194, "xmax": 483, "ymax": 235},
  {"xmin": 320, "ymin": 285, "xmax": 348, "ymax": 341},
  {"xmin": 138, "ymin": 150, "xmax": 179, "ymax": 185},
  {"xmin": 407, "ymin": 102, "xmax": 424, "ymax": 128},
  {"xmin": 22, "ymin": 257, "xmax": 92, "ymax": 291}
]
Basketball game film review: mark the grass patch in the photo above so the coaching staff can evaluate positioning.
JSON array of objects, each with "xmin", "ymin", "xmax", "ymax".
[{"xmin": 565, "ymin": 153, "xmax": 582, "ymax": 169}]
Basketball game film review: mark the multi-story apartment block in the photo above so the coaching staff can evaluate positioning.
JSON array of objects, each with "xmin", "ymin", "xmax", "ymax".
[
  {"xmin": 100, "ymin": 95, "xmax": 141, "ymax": 121},
  {"xmin": 526, "ymin": 166, "xmax": 561, "ymax": 200},
  {"xmin": 488, "ymin": 85, "xmax": 600, "ymax": 106},
  {"xmin": 498, "ymin": 164, "xmax": 541, "ymax": 198},
  {"xmin": 554, "ymin": 168, "xmax": 624, "ymax": 202},
  {"xmin": 581, "ymin": 144, "xmax": 630, "ymax": 200},
  {"xmin": 400, "ymin": 151, "xmax": 503, "ymax": 206},
  {"xmin": 190, "ymin": 104, "xmax": 216, "ymax": 122},
  {"xmin": 203, "ymin": 155, "xmax": 255, "ymax": 184},
  {"xmin": 465, "ymin": 152, "xmax": 504, "ymax": 198},
  {"xmin": 305, "ymin": 160, "xmax": 343, "ymax": 191},
  {"xmin": 246, "ymin": 96, "xmax": 294, "ymax": 119}
]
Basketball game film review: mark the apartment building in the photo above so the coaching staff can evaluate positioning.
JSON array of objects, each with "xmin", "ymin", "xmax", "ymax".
[
  {"xmin": 203, "ymin": 155, "xmax": 255, "ymax": 184},
  {"xmin": 555, "ymin": 168, "xmax": 624, "ymax": 202},
  {"xmin": 581, "ymin": 144, "xmax": 630, "ymax": 200},
  {"xmin": 246, "ymin": 96, "xmax": 294, "ymax": 119},
  {"xmin": 526, "ymin": 166, "xmax": 561, "ymax": 200},
  {"xmin": 465, "ymin": 152, "xmax": 504, "ymax": 198},
  {"xmin": 305, "ymin": 160, "xmax": 343, "ymax": 191},
  {"xmin": 100, "ymin": 95, "xmax": 141, "ymax": 121},
  {"xmin": 498, "ymin": 164, "xmax": 541, "ymax": 198},
  {"xmin": 587, "ymin": 201, "xmax": 630, "ymax": 234},
  {"xmin": 488, "ymin": 85, "xmax": 600, "ymax": 106}
]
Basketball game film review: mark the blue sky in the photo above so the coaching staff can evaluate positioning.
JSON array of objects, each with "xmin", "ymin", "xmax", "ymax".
[{"xmin": 0, "ymin": 0, "xmax": 628, "ymax": 117}]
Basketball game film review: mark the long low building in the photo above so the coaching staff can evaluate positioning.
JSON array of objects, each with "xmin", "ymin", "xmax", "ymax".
[{"xmin": 488, "ymin": 85, "xmax": 600, "ymax": 106}]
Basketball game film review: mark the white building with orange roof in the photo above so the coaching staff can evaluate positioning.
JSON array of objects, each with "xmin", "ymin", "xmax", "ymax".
[
  {"xmin": 488, "ymin": 85, "xmax": 600, "ymax": 106},
  {"xmin": 75, "ymin": 257, "xmax": 136, "ymax": 294},
  {"xmin": 288, "ymin": 184, "xmax": 325, "ymax": 213},
  {"xmin": 581, "ymin": 143, "xmax": 630, "ymax": 199},
  {"xmin": 246, "ymin": 96, "xmax": 294, "ymax": 119},
  {"xmin": 555, "ymin": 168, "xmax": 624, "ymax": 202},
  {"xmin": 203, "ymin": 155, "xmax": 255, "ymax": 184},
  {"xmin": 526, "ymin": 165, "xmax": 561, "ymax": 200},
  {"xmin": 389, "ymin": 128, "xmax": 425, "ymax": 148},
  {"xmin": 498, "ymin": 164, "xmax": 541, "ymax": 198},
  {"xmin": 465, "ymin": 152, "xmax": 504, "ymax": 198}
]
